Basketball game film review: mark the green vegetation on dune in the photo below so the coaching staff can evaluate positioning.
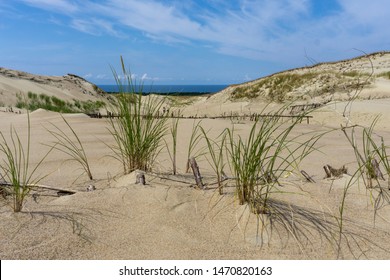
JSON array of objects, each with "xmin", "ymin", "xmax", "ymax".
[
  {"xmin": 230, "ymin": 70, "xmax": 372, "ymax": 102},
  {"xmin": 16, "ymin": 92, "xmax": 105, "ymax": 113},
  {"xmin": 378, "ymin": 71, "xmax": 390, "ymax": 79}
]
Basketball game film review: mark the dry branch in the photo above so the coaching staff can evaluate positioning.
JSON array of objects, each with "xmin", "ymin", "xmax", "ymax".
[
  {"xmin": 323, "ymin": 164, "xmax": 348, "ymax": 178},
  {"xmin": 300, "ymin": 170, "xmax": 316, "ymax": 183},
  {"xmin": 0, "ymin": 181, "xmax": 76, "ymax": 195}
]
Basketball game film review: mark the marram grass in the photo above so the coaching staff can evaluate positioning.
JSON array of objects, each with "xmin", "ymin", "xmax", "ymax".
[
  {"xmin": 46, "ymin": 114, "xmax": 93, "ymax": 181},
  {"xmin": 107, "ymin": 57, "xmax": 168, "ymax": 173},
  {"xmin": 0, "ymin": 113, "xmax": 52, "ymax": 212},
  {"xmin": 225, "ymin": 106, "xmax": 322, "ymax": 213}
]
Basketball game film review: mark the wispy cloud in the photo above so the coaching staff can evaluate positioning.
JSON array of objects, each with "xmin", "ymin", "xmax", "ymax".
[
  {"xmin": 17, "ymin": 0, "xmax": 390, "ymax": 62},
  {"xmin": 20, "ymin": 0, "xmax": 79, "ymax": 14},
  {"xmin": 71, "ymin": 18, "xmax": 125, "ymax": 37},
  {"xmin": 96, "ymin": 74, "xmax": 108, "ymax": 80}
]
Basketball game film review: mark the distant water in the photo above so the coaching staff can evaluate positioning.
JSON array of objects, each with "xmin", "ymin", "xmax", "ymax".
[{"xmin": 97, "ymin": 84, "xmax": 228, "ymax": 95}]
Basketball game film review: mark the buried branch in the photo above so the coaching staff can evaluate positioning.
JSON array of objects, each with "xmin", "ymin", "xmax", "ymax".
[{"xmin": 0, "ymin": 181, "xmax": 76, "ymax": 196}]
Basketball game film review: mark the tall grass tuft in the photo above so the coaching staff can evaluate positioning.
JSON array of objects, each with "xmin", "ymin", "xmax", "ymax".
[
  {"xmin": 338, "ymin": 117, "xmax": 390, "ymax": 257},
  {"xmin": 200, "ymin": 127, "xmax": 227, "ymax": 194},
  {"xmin": 0, "ymin": 113, "xmax": 52, "ymax": 212},
  {"xmin": 225, "ymin": 106, "xmax": 322, "ymax": 213},
  {"xmin": 166, "ymin": 118, "xmax": 179, "ymax": 175},
  {"xmin": 46, "ymin": 115, "xmax": 93, "ymax": 180},
  {"xmin": 341, "ymin": 117, "xmax": 390, "ymax": 189},
  {"xmin": 107, "ymin": 57, "xmax": 167, "ymax": 173},
  {"xmin": 185, "ymin": 120, "xmax": 204, "ymax": 173}
]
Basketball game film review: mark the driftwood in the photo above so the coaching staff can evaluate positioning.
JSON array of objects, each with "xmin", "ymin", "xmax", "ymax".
[
  {"xmin": 300, "ymin": 170, "xmax": 316, "ymax": 183},
  {"xmin": 0, "ymin": 181, "xmax": 75, "ymax": 196},
  {"xmin": 323, "ymin": 165, "xmax": 332, "ymax": 178},
  {"xmin": 135, "ymin": 172, "xmax": 146, "ymax": 185},
  {"xmin": 323, "ymin": 165, "xmax": 348, "ymax": 178},
  {"xmin": 189, "ymin": 157, "xmax": 204, "ymax": 189}
]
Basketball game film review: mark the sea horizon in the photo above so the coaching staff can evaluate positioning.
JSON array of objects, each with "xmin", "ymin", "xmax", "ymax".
[{"xmin": 97, "ymin": 84, "xmax": 228, "ymax": 95}]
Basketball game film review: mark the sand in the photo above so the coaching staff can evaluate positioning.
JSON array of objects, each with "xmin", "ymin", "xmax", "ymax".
[
  {"xmin": 0, "ymin": 67, "xmax": 107, "ymax": 107},
  {"xmin": 2, "ymin": 54, "xmax": 390, "ymax": 260},
  {"xmin": 1, "ymin": 103, "xmax": 390, "ymax": 260}
]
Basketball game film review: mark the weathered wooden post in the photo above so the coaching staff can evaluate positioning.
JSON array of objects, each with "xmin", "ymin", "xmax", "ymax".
[
  {"xmin": 136, "ymin": 172, "xmax": 146, "ymax": 185},
  {"xmin": 323, "ymin": 165, "xmax": 332, "ymax": 178},
  {"xmin": 189, "ymin": 157, "xmax": 204, "ymax": 189}
]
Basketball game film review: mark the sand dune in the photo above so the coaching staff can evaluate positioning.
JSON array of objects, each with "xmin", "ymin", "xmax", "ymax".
[
  {"xmin": 1, "ymin": 53, "xmax": 390, "ymax": 259},
  {"xmin": 187, "ymin": 52, "xmax": 390, "ymax": 117},
  {"xmin": 0, "ymin": 67, "xmax": 107, "ymax": 107}
]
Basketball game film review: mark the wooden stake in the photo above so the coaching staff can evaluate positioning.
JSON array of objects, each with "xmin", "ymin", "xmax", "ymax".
[
  {"xmin": 189, "ymin": 157, "xmax": 204, "ymax": 189},
  {"xmin": 136, "ymin": 172, "xmax": 146, "ymax": 185},
  {"xmin": 323, "ymin": 165, "xmax": 332, "ymax": 178}
]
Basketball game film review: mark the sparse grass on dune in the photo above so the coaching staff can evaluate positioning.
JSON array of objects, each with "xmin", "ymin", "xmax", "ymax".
[
  {"xmin": 185, "ymin": 120, "xmax": 204, "ymax": 173},
  {"xmin": 230, "ymin": 70, "xmax": 373, "ymax": 102},
  {"xmin": 200, "ymin": 126, "xmax": 227, "ymax": 195},
  {"xmin": 224, "ymin": 106, "xmax": 323, "ymax": 213},
  {"xmin": 2, "ymin": 54, "xmax": 390, "ymax": 259},
  {"xmin": 336, "ymin": 118, "xmax": 390, "ymax": 258},
  {"xmin": 46, "ymin": 114, "xmax": 94, "ymax": 181},
  {"xmin": 378, "ymin": 71, "xmax": 390, "ymax": 79},
  {"xmin": 15, "ymin": 92, "xmax": 105, "ymax": 114},
  {"xmin": 0, "ymin": 113, "xmax": 52, "ymax": 212},
  {"xmin": 166, "ymin": 118, "xmax": 179, "ymax": 175}
]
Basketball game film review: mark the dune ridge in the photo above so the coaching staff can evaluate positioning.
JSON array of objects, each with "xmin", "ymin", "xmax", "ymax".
[{"xmin": 0, "ymin": 67, "xmax": 107, "ymax": 107}]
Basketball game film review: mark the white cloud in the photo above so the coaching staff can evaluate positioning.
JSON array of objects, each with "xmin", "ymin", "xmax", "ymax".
[
  {"xmin": 20, "ymin": 0, "xmax": 79, "ymax": 14},
  {"xmin": 71, "ymin": 18, "xmax": 125, "ymax": 37},
  {"xmin": 17, "ymin": 0, "xmax": 390, "ymax": 63},
  {"xmin": 96, "ymin": 74, "xmax": 108, "ymax": 79},
  {"xmin": 90, "ymin": 0, "xmax": 209, "ymax": 41}
]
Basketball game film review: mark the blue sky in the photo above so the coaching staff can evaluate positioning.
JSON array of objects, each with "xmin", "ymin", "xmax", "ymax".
[{"xmin": 0, "ymin": 0, "xmax": 389, "ymax": 85}]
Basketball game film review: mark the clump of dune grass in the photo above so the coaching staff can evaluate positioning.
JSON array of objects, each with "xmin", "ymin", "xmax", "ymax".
[
  {"xmin": 16, "ymin": 92, "xmax": 105, "ymax": 114},
  {"xmin": 378, "ymin": 71, "xmax": 390, "ymax": 79},
  {"xmin": 225, "ymin": 106, "xmax": 322, "ymax": 213},
  {"xmin": 107, "ymin": 57, "xmax": 167, "ymax": 173},
  {"xmin": 0, "ymin": 113, "xmax": 52, "ymax": 212},
  {"xmin": 46, "ymin": 114, "xmax": 93, "ymax": 180}
]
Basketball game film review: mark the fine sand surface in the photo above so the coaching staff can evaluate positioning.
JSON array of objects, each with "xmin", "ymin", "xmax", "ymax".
[{"xmin": 1, "ymin": 100, "xmax": 390, "ymax": 260}]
